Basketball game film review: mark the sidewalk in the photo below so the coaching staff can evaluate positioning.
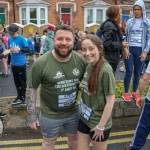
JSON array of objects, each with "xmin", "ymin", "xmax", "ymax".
[{"xmin": 0, "ymin": 92, "xmax": 140, "ymax": 134}]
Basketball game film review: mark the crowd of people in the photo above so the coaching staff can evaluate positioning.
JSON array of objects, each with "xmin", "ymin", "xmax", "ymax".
[{"xmin": 0, "ymin": 0, "xmax": 150, "ymax": 150}]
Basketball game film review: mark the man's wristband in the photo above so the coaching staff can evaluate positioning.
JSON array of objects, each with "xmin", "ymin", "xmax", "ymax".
[{"xmin": 96, "ymin": 125, "xmax": 104, "ymax": 131}]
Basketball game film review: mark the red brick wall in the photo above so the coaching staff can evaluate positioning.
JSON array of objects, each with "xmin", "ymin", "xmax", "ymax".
[
  {"xmin": 44, "ymin": 0, "xmax": 89, "ymax": 32},
  {"xmin": 2, "ymin": 0, "xmax": 150, "ymax": 31}
]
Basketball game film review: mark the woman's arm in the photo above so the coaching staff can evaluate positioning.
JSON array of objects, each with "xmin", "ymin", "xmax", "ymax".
[
  {"xmin": 90, "ymin": 94, "xmax": 115, "ymax": 141},
  {"xmin": 97, "ymin": 94, "xmax": 115, "ymax": 129}
]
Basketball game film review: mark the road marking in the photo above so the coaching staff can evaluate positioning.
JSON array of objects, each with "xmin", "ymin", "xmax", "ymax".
[
  {"xmin": 0, "ymin": 136, "xmax": 150, "ymax": 150},
  {"xmin": 0, "ymin": 130, "xmax": 135, "ymax": 145},
  {"xmin": 0, "ymin": 96, "xmax": 15, "ymax": 99}
]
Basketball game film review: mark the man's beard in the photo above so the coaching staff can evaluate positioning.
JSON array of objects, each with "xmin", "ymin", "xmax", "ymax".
[{"xmin": 54, "ymin": 46, "xmax": 73, "ymax": 58}]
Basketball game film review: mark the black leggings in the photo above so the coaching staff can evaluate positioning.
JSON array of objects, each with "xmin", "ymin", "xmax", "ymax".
[{"xmin": 11, "ymin": 65, "xmax": 27, "ymax": 98}]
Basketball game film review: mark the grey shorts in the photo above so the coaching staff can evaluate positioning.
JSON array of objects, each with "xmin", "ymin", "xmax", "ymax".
[{"xmin": 39, "ymin": 111, "xmax": 80, "ymax": 138}]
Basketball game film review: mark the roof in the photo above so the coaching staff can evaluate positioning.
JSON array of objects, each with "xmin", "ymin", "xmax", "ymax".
[
  {"xmin": 16, "ymin": 0, "xmax": 51, "ymax": 7},
  {"xmin": 82, "ymin": 0, "xmax": 110, "ymax": 7}
]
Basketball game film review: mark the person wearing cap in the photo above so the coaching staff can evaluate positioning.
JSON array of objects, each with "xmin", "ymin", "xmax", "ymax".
[
  {"xmin": 43, "ymin": 25, "xmax": 54, "ymax": 53},
  {"xmin": 7, "ymin": 23, "xmax": 30, "ymax": 106}
]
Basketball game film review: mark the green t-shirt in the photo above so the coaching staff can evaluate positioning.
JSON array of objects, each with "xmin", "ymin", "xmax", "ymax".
[
  {"xmin": 80, "ymin": 63, "xmax": 116, "ymax": 130},
  {"xmin": 28, "ymin": 51, "xmax": 87, "ymax": 119}
]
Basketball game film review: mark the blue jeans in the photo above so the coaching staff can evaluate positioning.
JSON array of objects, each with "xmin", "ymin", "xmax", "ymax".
[
  {"xmin": 130, "ymin": 99, "xmax": 150, "ymax": 150},
  {"xmin": 124, "ymin": 46, "xmax": 144, "ymax": 93}
]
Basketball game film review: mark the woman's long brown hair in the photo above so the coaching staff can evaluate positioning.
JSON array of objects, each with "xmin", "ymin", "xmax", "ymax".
[
  {"xmin": 106, "ymin": 5, "xmax": 121, "ymax": 24},
  {"xmin": 81, "ymin": 34, "xmax": 106, "ymax": 95}
]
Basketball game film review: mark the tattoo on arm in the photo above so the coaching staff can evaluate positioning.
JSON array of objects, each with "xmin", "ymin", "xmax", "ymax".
[{"xmin": 26, "ymin": 87, "xmax": 37, "ymax": 114}]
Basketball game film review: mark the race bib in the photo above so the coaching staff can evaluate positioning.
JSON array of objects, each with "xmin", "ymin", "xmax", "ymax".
[
  {"xmin": 80, "ymin": 99, "xmax": 92, "ymax": 121},
  {"xmin": 58, "ymin": 91, "xmax": 76, "ymax": 107}
]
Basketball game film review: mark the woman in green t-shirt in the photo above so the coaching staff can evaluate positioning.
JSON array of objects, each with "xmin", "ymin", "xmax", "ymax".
[{"xmin": 77, "ymin": 34, "xmax": 116, "ymax": 150}]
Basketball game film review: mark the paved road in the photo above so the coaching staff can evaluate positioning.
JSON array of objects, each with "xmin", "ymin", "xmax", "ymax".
[
  {"xmin": 0, "ymin": 61, "xmax": 125, "ymax": 98},
  {"xmin": 1, "ymin": 129, "xmax": 150, "ymax": 150}
]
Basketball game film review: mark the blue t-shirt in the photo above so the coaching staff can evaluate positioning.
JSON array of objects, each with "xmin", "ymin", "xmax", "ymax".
[
  {"xmin": 8, "ymin": 35, "xmax": 28, "ymax": 66},
  {"xmin": 28, "ymin": 38, "xmax": 35, "ymax": 52},
  {"xmin": 0, "ymin": 43, "xmax": 6, "ymax": 54}
]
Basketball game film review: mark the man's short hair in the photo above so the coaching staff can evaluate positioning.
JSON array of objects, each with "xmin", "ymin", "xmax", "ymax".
[{"xmin": 54, "ymin": 25, "xmax": 73, "ymax": 36}]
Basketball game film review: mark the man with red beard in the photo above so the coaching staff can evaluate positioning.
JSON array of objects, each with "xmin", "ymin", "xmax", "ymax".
[{"xmin": 26, "ymin": 25, "xmax": 87, "ymax": 150}]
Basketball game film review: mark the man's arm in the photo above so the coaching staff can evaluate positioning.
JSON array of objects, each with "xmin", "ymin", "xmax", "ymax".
[
  {"xmin": 12, "ymin": 46, "xmax": 30, "ymax": 53},
  {"xmin": 137, "ymin": 73, "xmax": 150, "ymax": 108},
  {"xmin": 26, "ymin": 87, "xmax": 40, "ymax": 130}
]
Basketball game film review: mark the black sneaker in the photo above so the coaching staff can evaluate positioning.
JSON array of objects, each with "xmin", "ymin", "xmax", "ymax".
[
  {"xmin": 2, "ymin": 74, "xmax": 8, "ymax": 78},
  {"xmin": 0, "ymin": 73, "xmax": 5, "ymax": 76},
  {"xmin": 0, "ymin": 112, "xmax": 7, "ymax": 118},
  {"xmin": 20, "ymin": 101, "xmax": 27, "ymax": 107},
  {"xmin": 11, "ymin": 96, "xmax": 22, "ymax": 105},
  {"xmin": 20, "ymin": 96, "xmax": 26, "ymax": 107}
]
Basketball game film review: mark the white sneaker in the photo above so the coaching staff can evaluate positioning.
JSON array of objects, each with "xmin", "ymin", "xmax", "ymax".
[{"xmin": 120, "ymin": 66, "xmax": 126, "ymax": 72}]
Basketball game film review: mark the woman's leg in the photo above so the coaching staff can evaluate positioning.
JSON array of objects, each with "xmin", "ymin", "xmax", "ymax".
[
  {"xmin": 91, "ymin": 140, "xmax": 108, "ymax": 150},
  {"xmin": 124, "ymin": 47, "xmax": 134, "ymax": 93},
  {"xmin": 2, "ymin": 58, "xmax": 8, "ymax": 75},
  {"xmin": 133, "ymin": 47, "xmax": 144, "ymax": 92},
  {"xmin": 77, "ymin": 131, "xmax": 90, "ymax": 150}
]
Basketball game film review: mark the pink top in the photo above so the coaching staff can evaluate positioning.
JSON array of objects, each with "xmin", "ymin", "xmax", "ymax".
[{"xmin": 3, "ymin": 35, "xmax": 8, "ymax": 48}]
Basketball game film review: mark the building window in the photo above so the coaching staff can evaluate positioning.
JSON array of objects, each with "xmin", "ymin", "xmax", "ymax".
[
  {"xmin": 147, "ymin": 12, "xmax": 150, "ymax": 19},
  {"xmin": 20, "ymin": 7, "xmax": 47, "ymax": 25},
  {"xmin": 0, "ymin": 8, "xmax": 5, "ymax": 13},
  {"xmin": 146, "ymin": 6, "xmax": 150, "ymax": 19},
  {"xmin": 21, "ymin": 8, "xmax": 26, "ymax": 25},
  {"xmin": 0, "ymin": 8, "xmax": 5, "ymax": 24},
  {"xmin": 122, "ymin": 9, "xmax": 130, "ymax": 22},
  {"xmin": 30, "ymin": 8, "xmax": 37, "ymax": 24},
  {"xmin": 40, "ymin": 8, "xmax": 46, "ymax": 24},
  {"xmin": 96, "ymin": 9, "xmax": 103, "ymax": 25},
  {"xmin": 61, "ymin": 8, "xmax": 71, "ymax": 13},
  {"xmin": 87, "ymin": 9, "xmax": 93, "ymax": 24}
]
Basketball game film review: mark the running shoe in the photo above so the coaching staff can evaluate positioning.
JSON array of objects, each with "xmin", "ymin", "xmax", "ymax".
[
  {"xmin": 122, "ymin": 93, "xmax": 131, "ymax": 102},
  {"xmin": 2, "ymin": 74, "xmax": 8, "ymax": 78},
  {"xmin": 120, "ymin": 66, "xmax": 126, "ymax": 72},
  {"xmin": 0, "ymin": 112, "xmax": 7, "ymax": 118},
  {"xmin": 20, "ymin": 97, "xmax": 26, "ymax": 107},
  {"xmin": 11, "ymin": 96, "xmax": 22, "ymax": 105},
  {"xmin": 131, "ymin": 93, "xmax": 138, "ymax": 100}
]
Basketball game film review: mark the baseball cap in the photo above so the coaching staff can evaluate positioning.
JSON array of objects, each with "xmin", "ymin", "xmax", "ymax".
[{"xmin": 7, "ymin": 24, "xmax": 19, "ymax": 35}]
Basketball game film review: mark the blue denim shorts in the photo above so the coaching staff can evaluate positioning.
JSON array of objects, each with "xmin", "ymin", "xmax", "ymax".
[{"xmin": 39, "ymin": 111, "xmax": 80, "ymax": 138}]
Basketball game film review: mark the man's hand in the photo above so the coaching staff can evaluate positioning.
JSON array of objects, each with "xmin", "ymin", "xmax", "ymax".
[
  {"xmin": 28, "ymin": 119, "xmax": 40, "ymax": 130},
  {"xmin": 140, "ymin": 53, "xmax": 147, "ymax": 61},
  {"xmin": 3, "ymin": 49, "xmax": 10, "ymax": 55},
  {"xmin": 27, "ymin": 114, "xmax": 40, "ymax": 130},
  {"xmin": 136, "ymin": 97, "xmax": 143, "ymax": 109},
  {"xmin": 13, "ymin": 46, "xmax": 21, "ymax": 52}
]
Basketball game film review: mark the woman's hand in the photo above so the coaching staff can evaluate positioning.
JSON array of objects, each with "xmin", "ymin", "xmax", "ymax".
[
  {"xmin": 140, "ymin": 52, "xmax": 147, "ymax": 61},
  {"xmin": 123, "ymin": 48, "xmax": 130, "ymax": 59},
  {"xmin": 90, "ymin": 126, "xmax": 104, "ymax": 141},
  {"xmin": 122, "ymin": 42, "xmax": 128, "ymax": 48}
]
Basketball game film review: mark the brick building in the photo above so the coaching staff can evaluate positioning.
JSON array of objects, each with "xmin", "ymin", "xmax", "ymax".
[{"xmin": 0, "ymin": 0, "xmax": 150, "ymax": 32}]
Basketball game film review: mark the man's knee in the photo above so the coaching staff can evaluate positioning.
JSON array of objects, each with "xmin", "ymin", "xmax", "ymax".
[
  {"xmin": 67, "ymin": 133, "xmax": 78, "ymax": 142},
  {"xmin": 42, "ymin": 136, "xmax": 57, "ymax": 148}
]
